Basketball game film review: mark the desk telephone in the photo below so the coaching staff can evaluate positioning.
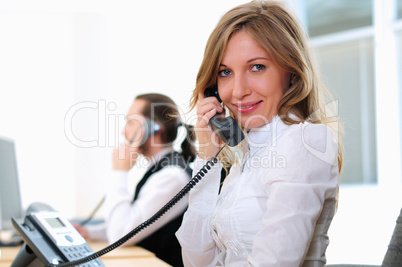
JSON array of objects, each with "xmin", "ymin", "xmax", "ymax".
[
  {"xmin": 11, "ymin": 84, "xmax": 244, "ymax": 267},
  {"xmin": 11, "ymin": 211, "xmax": 104, "ymax": 266}
]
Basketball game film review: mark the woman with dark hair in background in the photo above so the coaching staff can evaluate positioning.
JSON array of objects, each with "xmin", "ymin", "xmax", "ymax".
[{"xmin": 75, "ymin": 93, "xmax": 195, "ymax": 267}]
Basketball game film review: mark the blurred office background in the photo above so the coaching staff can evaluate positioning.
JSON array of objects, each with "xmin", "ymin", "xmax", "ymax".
[{"xmin": 0, "ymin": 0, "xmax": 401, "ymax": 264}]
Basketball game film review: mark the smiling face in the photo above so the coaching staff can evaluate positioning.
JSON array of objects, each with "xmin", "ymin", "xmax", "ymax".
[{"xmin": 217, "ymin": 30, "xmax": 291, "ymax": 129}]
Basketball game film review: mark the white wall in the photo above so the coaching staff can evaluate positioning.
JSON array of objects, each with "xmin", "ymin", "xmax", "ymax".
[{"xmin": 0, "ymin": 10, "xmax": 76, "ymax": 213}]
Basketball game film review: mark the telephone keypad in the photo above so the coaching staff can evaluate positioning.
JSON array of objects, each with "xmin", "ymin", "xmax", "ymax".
[{"xmin": 60, "ymin": 243, "xmax": 104, "ymax": 267}]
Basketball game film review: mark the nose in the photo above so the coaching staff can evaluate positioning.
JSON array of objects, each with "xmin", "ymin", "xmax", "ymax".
[{"xmin": 231, "ymin": 74, "xmax": 251, "ymax": 99}]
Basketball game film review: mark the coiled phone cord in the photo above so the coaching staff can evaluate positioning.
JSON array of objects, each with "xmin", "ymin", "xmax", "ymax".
[{"xmin": 48, "ymin": 143, "xmax": 228, "ymax": 267}]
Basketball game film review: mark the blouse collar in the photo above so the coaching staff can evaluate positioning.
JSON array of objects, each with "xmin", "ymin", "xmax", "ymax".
[{"xmin": 243, "ymin": 115, "xmax": 290, "ymax": 156}]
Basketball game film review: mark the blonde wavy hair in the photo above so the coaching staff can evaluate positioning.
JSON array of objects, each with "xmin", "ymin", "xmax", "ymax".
[{"xmin": 190, "ymin": 0, "xmax": 343, "ymax": 173}]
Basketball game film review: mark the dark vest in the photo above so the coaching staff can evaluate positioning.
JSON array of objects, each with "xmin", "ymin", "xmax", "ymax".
[{"xmin": 132, "ymin": 151, "xmax": 192, "ymax": 267}]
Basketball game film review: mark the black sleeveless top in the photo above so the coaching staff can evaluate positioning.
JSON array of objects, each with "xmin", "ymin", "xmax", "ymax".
[{"xmin": 132, "ymin": 151, "xmax": 192, "ymax": 267}]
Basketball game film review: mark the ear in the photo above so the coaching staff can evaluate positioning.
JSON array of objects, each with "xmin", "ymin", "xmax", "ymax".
[{"xmin": 290, "ymin": 74, "xmax": 296, "ymax": 85}]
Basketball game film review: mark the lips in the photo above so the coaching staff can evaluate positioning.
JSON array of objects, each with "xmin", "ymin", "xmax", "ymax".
[{"xmin": 234, "ymin": 101, "xmax": 262, "ymax": 114}]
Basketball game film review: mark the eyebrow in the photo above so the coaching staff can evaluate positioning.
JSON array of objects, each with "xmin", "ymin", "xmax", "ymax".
[
  {"xmin": 219, "ymin": 57, "xmax": 271, "ymax": 67},
  {"xmin": 247, "ymin": 57, "xmax": 271, "ymax": 63}
]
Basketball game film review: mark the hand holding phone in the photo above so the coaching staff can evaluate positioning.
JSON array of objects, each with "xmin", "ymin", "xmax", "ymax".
[
  {"xmin": 113, "ymin": 119, "xmax": 161, "ymax": 171},
  {"xmin": 204, "ymin": 85, "xmax": 244, "ymax": 147}
]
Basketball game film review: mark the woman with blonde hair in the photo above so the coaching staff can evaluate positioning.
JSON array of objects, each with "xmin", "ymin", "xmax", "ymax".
[{"xmin": 176, "ymin": 0, "xmax": 342, "ymax": 266}]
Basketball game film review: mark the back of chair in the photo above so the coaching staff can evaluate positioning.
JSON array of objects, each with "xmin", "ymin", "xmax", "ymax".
[{"xmin": 382, "ymin": 207, "xmax": 402, "ymax": 266}]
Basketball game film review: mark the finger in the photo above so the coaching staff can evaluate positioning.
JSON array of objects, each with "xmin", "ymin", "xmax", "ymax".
[
  {"xmin": 199, "ymin": 108, "xmax": 219, "ymax": 128},
  {"xmin": 197, "ymin": 99, "xmax": 223, "ymax": 116},
  {"xmin": 201, "ymin": 94, "xmax": 222, "ymax": 105}
]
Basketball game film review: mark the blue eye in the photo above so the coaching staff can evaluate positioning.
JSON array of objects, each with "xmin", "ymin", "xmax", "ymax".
[
  {"xmin": 219, "ymin": 69, "xmax": 232, "ymax": 77},
  {"xmin": 252, "ymin": 64, "xmax": 265, "ymax": 72}
]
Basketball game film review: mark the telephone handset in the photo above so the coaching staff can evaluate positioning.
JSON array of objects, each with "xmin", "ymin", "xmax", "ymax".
[
  {"xmin": 11, "ymin": 211, "xmax": 104, "ymax": 267},
  {"xmin": 204, "ymin": 85, "xmax": 245, "ymax": 147},
  {"xmin": 130, "ymin": 119, "xmax": 161, "ymax": 146}
]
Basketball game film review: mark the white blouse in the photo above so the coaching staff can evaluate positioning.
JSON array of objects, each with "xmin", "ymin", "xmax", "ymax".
[
  {"xmin": 176, "ymin": 116, "xmax": 339, "ymax": 267},
  {"xmin": 102, "ymin": 148, "xmax": 190, "ymax": 245}
]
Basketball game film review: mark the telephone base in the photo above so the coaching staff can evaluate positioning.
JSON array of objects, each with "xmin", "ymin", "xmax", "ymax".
[{"xmin": 11, "ymin": 242, "xmax": 41, "ymax": 267}]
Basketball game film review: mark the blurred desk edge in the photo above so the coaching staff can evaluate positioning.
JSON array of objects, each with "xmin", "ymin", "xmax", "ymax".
[{"xmin": 0, "ymin": 241, "xmax": 171, "ymax": 267}]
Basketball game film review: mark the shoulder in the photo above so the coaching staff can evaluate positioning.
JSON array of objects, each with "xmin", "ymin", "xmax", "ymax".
[
  {"xmin": 252, "ymin": 122, "xmax": 339, "ymax": 189},
  {"xmin": 261, "ymin": 122, "xmax": 339, "ymax": 174},
  {"xmin": 282, "ymin": 122, "xmax": 338, "ymax": 157},
  {"xmin": 150, "ymin": 164, "xmax": 191, "ymax": 181},
  {"xmin": 284, "ymin": 122, "xmax": 334, "ymax": 142},
  {"xmin": 141, "ymin": 165, "xmax": 191, "ymax": 193}
]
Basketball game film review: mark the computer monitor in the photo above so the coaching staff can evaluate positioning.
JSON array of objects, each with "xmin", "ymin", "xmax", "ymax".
[{"xmin": 0, "ymin": 137, "xmax": 23, "ymax": 230}]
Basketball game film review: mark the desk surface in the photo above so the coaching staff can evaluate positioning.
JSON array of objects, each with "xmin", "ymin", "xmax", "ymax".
[{"xmin": 0, "ymin": 241, "xmax": 171, "ymax": 267}]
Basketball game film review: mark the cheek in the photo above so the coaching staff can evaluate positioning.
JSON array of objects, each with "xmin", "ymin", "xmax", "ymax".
[
  {"xmin": 125, "ymin": 123, "xmax": 140, "ymax": 140},
  {"xmin": 217, "ymin": 82, "xmax": 232, "ymax": 104},
  {"xmin": 255, "ymin": 76, "xmax": 285, "ymax": 97},
  {"xmin": 276, "ymin": 70, "xmax": 292, "ymax": 92}
]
